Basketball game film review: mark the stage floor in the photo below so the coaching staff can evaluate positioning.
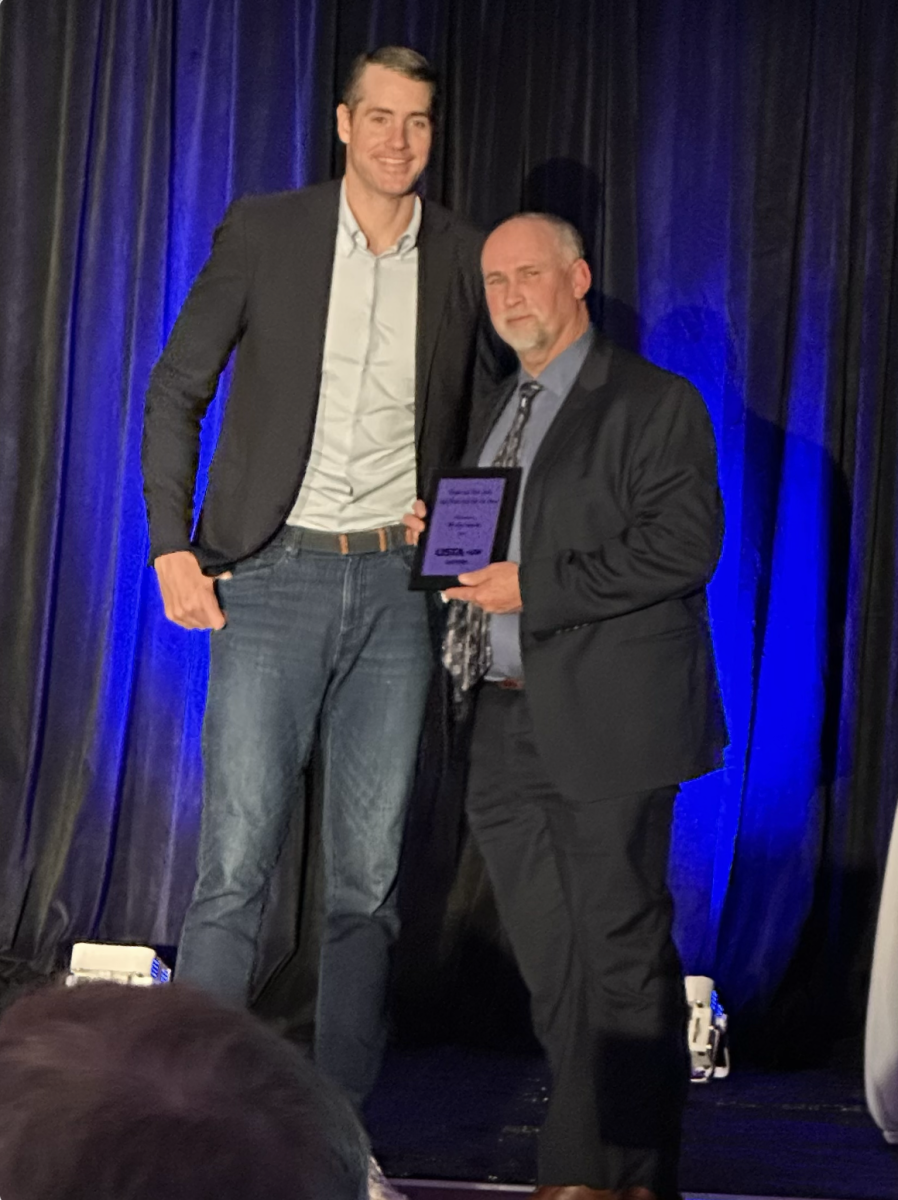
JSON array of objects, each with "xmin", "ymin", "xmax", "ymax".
[
  {"xmin": 397, "ymin": 1187, "xmax": 858, "ymax": 1200},
  {"xmin": 366, "ymin": 1046, "xmax": 898, "ymax": 1200}
]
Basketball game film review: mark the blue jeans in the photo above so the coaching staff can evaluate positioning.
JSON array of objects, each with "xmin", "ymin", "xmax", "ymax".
[{"xmin": 176, "ymin": 528, "xmax": 432, "ymax": 1105}]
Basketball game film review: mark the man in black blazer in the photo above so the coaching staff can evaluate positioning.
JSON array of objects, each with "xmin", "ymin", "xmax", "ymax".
[
  {"xmin": 141, "ymin": 46, "xmax": 499, "ymax": 1113},
  {"xmin": 407, "ymin": 213, "xmax": 727, "ymax": 1199}
]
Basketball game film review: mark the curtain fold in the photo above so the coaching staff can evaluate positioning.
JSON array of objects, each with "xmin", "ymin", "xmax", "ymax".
[
  {"xmin": 0, "ymin": 0, "xmax": 176, "ymax": 968},
  {"xmin": 1, "ymin": 0, "xmax": 897, "ymax": 1058}
]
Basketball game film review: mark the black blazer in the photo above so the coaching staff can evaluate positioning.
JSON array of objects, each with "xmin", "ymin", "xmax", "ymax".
[
  {"xmin": 471, "ymin": 335, "xmax": 728, "ymax": 802},
  {"xmin": 143, "ymin": 180, "xmax": 501, "ymax": 571}
]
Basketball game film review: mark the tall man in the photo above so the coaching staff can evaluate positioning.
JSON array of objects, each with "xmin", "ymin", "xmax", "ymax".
[
  {"xmin": 406, "ymin": 214, "xmax": 727, "ymax": 1199},
  {"xmin": 142, "ymin": 47, "xmax": 498, "ymax": 1109}
]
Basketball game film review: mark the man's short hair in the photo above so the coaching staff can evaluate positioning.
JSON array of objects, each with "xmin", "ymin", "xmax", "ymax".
[
  {"xmin": 498, "ymin": 212, "xmax": 587, "ymax": 264},
  {"xmin": 342, "ymin": 45, "xmax": 438, "ymax": 117},
  {"xmin": 0, "ymin": 982, "xmax": 368, "ymax": 1200}
]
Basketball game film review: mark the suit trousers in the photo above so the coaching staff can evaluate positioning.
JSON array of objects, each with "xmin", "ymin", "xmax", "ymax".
[{"xmin": 465, "ymin": 685, "xmax": 689, "ymax": 1196}]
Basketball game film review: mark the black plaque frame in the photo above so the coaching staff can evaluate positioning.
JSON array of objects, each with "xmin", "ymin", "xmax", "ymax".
[{"xmin": 409, "ymin": 466, "xmax": 522, "ymax": 591}]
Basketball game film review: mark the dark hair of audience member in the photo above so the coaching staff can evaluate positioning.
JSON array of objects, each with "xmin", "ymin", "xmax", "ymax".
[{"xmin": 0, "ymin": 981, "xmax": 369, "ymax": 1200}]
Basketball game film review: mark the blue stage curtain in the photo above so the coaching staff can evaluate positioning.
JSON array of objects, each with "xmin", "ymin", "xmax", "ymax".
[{"xmin": 1, "ymin": 0, "xmax": 897, "ymax": 1056}]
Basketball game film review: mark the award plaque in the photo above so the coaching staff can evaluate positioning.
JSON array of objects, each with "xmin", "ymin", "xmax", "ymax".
[{"xmin": 409, "ymin": 467, "xmax": 522, "ymax": 590}]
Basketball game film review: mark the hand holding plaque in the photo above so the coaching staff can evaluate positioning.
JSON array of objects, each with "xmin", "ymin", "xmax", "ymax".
[{"xmin": 408, "ymin": 467, "xmax": 522, "ymax": 590}]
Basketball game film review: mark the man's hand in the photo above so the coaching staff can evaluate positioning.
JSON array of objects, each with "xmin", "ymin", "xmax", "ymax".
[
  {"xmin": 444, "ymin": 562, "xmax": 522, "ymax": 614},
  {"xmin": 400, "ymin": 504, "xmax": 522, "ymax": 613},
  {"xmin": 154, "ymin": 550, "xmax": 227, "ymax": 630},
  {"xmin": 401, "ymin": 498, "xmax": 427, "ymax": 545}
]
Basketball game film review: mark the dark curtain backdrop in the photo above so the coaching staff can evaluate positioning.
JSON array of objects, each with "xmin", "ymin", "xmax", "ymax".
[{"xmin": 1, "ymin": 0, "xmax": 897, "ymax": 1062}]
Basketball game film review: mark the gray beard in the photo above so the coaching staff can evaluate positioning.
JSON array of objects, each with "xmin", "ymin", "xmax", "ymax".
[{"xmin": 498, "ymin": 319, "xmax": 549, "ymax": 354}]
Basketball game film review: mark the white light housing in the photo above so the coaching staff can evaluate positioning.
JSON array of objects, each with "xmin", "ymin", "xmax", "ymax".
[
  {"xmin": 685, "ymin": 974, "xmax": 730, "ymax": 1082},
  {"xmin": 66, "ymin": 943, "xmax": 172, "ymax": 987}
]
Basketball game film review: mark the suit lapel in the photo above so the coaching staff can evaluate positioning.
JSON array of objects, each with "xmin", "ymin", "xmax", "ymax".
[
  {"xmin": 529, "ymin": 341, "xmax": 612, "ymax": 474},
  {"xmin": 416, "ymin": 202, "xmax": 455, "ymax": 442},
  {"xmin": 521, "ymin": 338, "xmax": 614, "ymax": 532},
  {"xmin": 290, "ymin": 182, "xmax": 340, "ymax": 390}
]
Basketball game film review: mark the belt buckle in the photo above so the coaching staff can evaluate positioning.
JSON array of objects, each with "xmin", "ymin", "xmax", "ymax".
[{"xmin": 335, "ymin": 526, "xmax": 394, "ymax": 554}]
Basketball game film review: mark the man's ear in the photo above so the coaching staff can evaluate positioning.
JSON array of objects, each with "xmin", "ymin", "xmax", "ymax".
[
  {"xmin": 572, "ymin": 257, "xmax": 592, "ymax": 300},
  {"xmin": 336, "ymin": 103, "xmax": 352, "ymax": 146}
]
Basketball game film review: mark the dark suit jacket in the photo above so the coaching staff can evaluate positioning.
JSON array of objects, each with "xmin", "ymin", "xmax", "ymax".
[
  {"xmin": 470, "ymin": 334, "xmax": 728, "ymax": 802},
  {"xmin": 143, "ymin": 180, "xmax": 501, "ymax": 572}
]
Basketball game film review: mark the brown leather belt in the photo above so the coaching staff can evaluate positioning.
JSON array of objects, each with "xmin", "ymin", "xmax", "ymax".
[{"xmin": 283, "ymin": 523, "xmax": 414, "ymax": 555}]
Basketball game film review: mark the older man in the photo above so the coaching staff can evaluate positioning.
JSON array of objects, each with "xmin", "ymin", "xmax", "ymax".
[{"xmin": 408, "ymin": 213, "xmax": 727, "ymax": 1199}]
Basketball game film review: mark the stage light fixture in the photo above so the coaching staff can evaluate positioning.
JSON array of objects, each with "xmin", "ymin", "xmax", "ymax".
[
  {"xmin": 65, "ymin": 942, "xmax": 172, "ymax": 987},
  {"xmin": 685, "ymin": 975, "xmax": 730, "ymax": 1082}
]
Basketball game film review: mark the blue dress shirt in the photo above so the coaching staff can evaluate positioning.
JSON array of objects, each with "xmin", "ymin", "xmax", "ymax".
[{"xmin": 479, "ymin": 327, "xmax": 595, "ymax": 681}]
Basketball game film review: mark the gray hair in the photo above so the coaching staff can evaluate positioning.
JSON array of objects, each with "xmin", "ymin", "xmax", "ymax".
[
  {"xmin": 498, "ymin": 212, "xmax": 586, "ymax": 263},
  {"xmin": 341, "ymin": 46, "xmax": 438, "ymax": 117}
]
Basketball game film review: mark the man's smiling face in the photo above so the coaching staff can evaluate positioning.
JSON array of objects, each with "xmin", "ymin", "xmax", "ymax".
[{"xmin": 337, "ymin": 64, "xmax": 433, "ymax": 200}]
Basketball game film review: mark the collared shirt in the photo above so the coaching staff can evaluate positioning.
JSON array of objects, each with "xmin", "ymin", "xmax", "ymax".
[
  {"xmin": 480, "ymin": 327, "xmax": 595, "ymax": 681},
  {"xmin": 287, "ymin": 182, "xmax": 421, "ymax": 531}
]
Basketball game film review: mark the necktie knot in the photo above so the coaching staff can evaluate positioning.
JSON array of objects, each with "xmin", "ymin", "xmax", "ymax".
[{"xmin": 516, "ymin": 379, "xmax": 542, "ymax": 423}]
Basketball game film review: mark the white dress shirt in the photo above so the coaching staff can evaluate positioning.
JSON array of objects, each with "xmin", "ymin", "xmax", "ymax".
[{"xmin": 287, "ymin": 183, "xmax": 420, "ymax": 532}]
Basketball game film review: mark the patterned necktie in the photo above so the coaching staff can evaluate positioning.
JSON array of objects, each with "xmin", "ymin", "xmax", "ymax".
[{"xmin": 441, "ymin": 379, "xmax": 542, "ymax": 700}]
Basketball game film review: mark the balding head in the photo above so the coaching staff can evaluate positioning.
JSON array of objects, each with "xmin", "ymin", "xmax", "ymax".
[
  {"xmin": 482, "ymin": 214, "xmax": 591, "ymax": 374},
  {"xmin": 500, "ymin": 212, "xmax": 586, "ymax": 263}
]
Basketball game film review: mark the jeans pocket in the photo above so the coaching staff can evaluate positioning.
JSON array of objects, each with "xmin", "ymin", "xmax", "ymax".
[{"xmin": 230, "ymin": 537, "xmax": 287, "ymax": 582}]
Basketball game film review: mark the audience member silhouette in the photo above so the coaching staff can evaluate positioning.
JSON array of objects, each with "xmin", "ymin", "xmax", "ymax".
[{"xmin": 0, "ymin": 981, "xmax": 369, "ymax": 1200}]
